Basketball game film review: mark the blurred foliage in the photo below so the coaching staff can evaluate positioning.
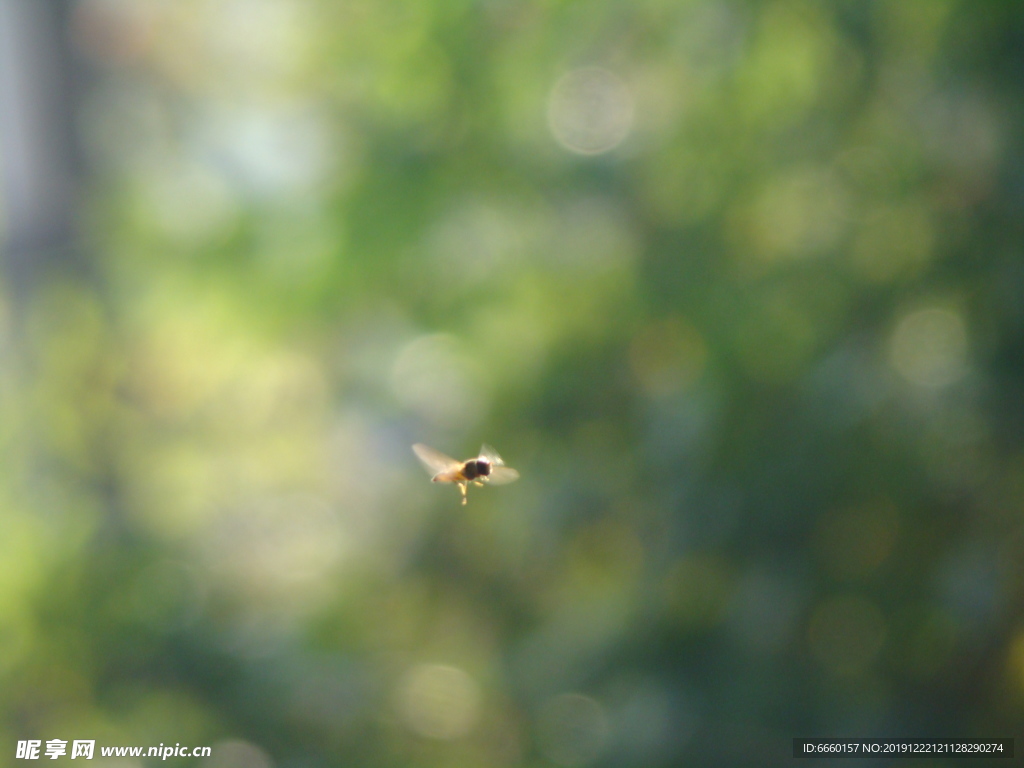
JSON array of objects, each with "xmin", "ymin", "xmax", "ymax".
[{"xmin": 2, "ymin": 0, "xmax": 1024, "ymax": 766}]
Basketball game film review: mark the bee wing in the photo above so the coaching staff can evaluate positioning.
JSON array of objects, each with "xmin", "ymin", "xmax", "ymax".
[
  {"xmin": 479, "ymin": 443, "xmax": 506, "ymax": 466},
  {"xmin": 412, "ymin": 444, "xmax": 460, "ymax": 478},
  {"xmin": 486, "ymin": 465, "xmax": 520, "ymax": 485}
]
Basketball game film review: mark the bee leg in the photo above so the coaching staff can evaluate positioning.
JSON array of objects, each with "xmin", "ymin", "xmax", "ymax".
[
  {"xmin": 459, "ymin": 482, "xmax": 468, "ymax": 505},
  {"xmin": 473, "ymin": 480, "xmax": 485, "ymax": 487}
]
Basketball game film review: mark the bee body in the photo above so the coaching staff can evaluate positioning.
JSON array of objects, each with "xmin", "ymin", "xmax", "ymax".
[{"xmin": 413, "ymin": 444, "xmax": 518, "ymax": 505}]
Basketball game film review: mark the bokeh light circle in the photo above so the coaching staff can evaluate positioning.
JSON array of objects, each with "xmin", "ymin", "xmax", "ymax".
[
  {"xmin": 889, "ymin": 307, "xmax": 968, "ymax": 388},
  {"xmin": 548, "ymin": 67, "xmax": 634, "ymax": 155},
  {"xmin": 397, "ymin": 663, "xmax": 482, "ymax": 740}
]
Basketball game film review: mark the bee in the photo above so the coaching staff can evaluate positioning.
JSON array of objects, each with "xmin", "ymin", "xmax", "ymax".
[{"xmin": 412, "ymin": 443, "xmax": 520, "ymax": 505}]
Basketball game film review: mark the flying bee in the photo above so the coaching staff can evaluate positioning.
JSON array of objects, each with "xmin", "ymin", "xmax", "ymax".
[{"xmin": 412, "ymin": 443, "xmax": 520, "ymax": 505}]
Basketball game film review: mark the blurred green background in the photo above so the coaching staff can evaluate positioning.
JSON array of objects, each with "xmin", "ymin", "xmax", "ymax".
[{"xmin": 1, "ymin": 0, "xmax": 1023, "ymax": 765}]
